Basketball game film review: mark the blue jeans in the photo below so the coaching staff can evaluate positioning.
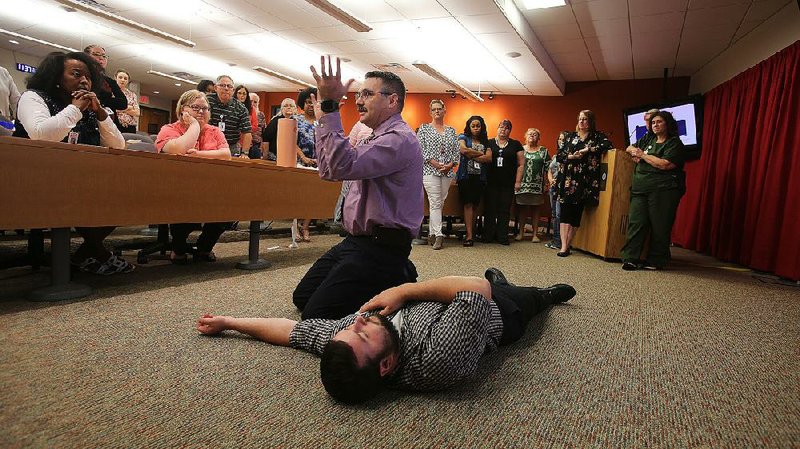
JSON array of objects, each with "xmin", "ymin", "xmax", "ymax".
[{"xmin": 549, "ymin": 187, "xmax": 561, "ymax": 246}]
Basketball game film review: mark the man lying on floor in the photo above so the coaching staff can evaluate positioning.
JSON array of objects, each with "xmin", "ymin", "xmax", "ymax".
[{"xmin": 196, "ymin": 268, "xmax": 575, "ymax": 404}]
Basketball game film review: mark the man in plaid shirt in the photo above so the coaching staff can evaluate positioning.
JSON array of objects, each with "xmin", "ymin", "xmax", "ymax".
[{"xmin": 196, "ymin": 268, "xmax": 575, "ymax": 404}]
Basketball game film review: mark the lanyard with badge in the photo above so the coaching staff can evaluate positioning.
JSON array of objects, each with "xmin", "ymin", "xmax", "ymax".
[{"xmin": 218, "ymin": 114, "xmax": 225, "ymax": 132}]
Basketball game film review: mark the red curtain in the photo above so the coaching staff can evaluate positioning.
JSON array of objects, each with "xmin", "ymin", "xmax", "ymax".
[{"xmin": 672, "ymin": 40, "xmax": 800, "ymax": 280}]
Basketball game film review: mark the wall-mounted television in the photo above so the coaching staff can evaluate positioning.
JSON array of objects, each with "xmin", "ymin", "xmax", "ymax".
[{"xmin": 623, "ymin": 95, "xmax": 704, "ymax": 159}]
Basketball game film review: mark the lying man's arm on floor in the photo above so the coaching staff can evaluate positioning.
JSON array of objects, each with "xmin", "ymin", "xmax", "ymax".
[
  {"xmin": 359, "ymin": 276, "xmax": 491, "ymax": 316},
  {"xmin": 196, "ymin": 314, "xmax": 297, "ymax": 346}
]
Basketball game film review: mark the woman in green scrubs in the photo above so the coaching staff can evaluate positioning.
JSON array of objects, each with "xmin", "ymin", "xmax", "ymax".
[{"xmin": 620, "ymin": 110, "xmax": 686, "ymax": 270}]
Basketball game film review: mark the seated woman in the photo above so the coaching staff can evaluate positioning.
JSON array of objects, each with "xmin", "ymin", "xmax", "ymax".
[
  {"xmin": 13, "ymin": 51, "xmax": 132, "ymax": 275},
  {"xmin": 155, "ymin": 89, "xmax": 232, "ymax": 264}
]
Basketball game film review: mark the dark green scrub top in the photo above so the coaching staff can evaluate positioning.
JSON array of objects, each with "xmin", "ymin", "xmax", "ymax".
[{"xmin": 632, "ymin": 137, "xmax": 686, "ymax": 193}]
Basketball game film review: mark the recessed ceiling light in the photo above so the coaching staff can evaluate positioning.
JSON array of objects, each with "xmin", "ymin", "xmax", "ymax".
[
  {"xmin": 522, "ymin": 0, "xmax": 566, "ymax": 9},
  {"xmin": 9, "ymin": 39, "xmax": 19, "ymax": 45},
  {"xmin": 340, "ymin": 58, "xmax": 352, "ymax": 63},
  {"xmin": 153, "ymin": 91, "xmax": 160, "ymax": 94},
  {"xmin": 506, "ymin": 52, "xmax": 521, "ymax": 58},
  {"xmin": 175, "ymin": 83, "xmax": 181, "ymax": 86}
]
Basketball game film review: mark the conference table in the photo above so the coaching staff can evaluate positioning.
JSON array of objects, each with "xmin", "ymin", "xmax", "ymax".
[{"xmin": 0, "ymin": 137, "xmax": 342, "ymax": 301}]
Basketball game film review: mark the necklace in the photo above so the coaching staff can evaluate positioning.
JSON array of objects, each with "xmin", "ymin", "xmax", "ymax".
[{"xmin": 496, "ymin": 138, "xmax": 508, "ymax": 148}]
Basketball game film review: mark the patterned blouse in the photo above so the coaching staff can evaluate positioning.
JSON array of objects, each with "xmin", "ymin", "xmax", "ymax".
[
  {"xmin": 556, "ymin": 130, "xmax": 612, "ymax": 205},
  {"xmin": 115, "ymin": 88, "xmax": 139, "ymax": 128},
  {"xmin": 518, "ymin": 146, "xmax": 550, "ymax": 195},
  {"xmin": 417, "ymin": 123, "xmax": 460, "ymax": 178},
  {"xmin": 290, "ymin": 291, "xmax": 504, "ymax": 392},
  {"xmin": 293, "ymin": 113, "xmax": 316, "ymax": 160}
]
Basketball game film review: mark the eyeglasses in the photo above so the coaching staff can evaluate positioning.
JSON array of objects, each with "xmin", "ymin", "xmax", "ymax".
[
  {"xmin": 90, "ymin": 52, "xmax": 108, "ymax": 60},
  {"xmin": 355, "ymin": 89, "xmax": 392, "ymax": 100},
  {"xmin": 188, "ymin": 105, "xmax": 210, "ymax": 113},
  {"xmin": 217, "ymin": 83, "xmax": 234, "ymax": 89}
]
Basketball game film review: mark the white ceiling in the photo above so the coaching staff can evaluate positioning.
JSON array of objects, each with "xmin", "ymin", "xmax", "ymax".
[{"xmin": 0, "ymin": 0, "xmax": 791, "ymax": 100}]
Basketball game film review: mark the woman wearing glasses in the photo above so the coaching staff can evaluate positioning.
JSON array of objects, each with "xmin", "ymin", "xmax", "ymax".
[
  {"xmin": 156, "ymin": 89, "xmax": 231, "ymax": 263},
  {"xmin": 83, "ymin": 45, "xmax": 127, "ymax": 127},
  {"xmin": 417, "ymin": 99, "xmax": 459, "ymax": 250}
]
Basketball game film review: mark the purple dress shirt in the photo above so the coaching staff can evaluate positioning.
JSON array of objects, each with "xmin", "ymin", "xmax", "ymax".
[{"xmin": 316, "ymin": 112, "xmax": 424, "ymax": 238}]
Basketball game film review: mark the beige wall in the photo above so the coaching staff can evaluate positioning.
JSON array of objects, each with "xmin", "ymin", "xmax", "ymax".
[{"xmin": 690, "ymin": 2, "xmax": 800, "ymax": 94}]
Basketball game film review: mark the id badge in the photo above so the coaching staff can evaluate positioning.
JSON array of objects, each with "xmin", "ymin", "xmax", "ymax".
[
  {"xmin": 496, "ymin": 156, "xmax": 503, "ymax": 168},
  {"xmin": 472, "ymin": 160, "xmax": 481, "ymax": 170},
  {"xmin": 67, "ymin": 131, "xmax": 79, "ymax": 144},
  {"xmin": 218, "ymin": 120, "xmax": 225, "ymax": 133}
]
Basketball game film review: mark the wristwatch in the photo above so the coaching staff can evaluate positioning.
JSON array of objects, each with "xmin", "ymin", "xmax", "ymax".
[{"xmin": 320, "ymin": 99, "xmax": 339, "ymax": 113}]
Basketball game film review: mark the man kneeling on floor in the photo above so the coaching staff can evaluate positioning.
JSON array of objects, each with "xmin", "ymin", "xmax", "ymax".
[{"xmin": 196, "ymin": 268, "xmax": 575, "ymax": 404}]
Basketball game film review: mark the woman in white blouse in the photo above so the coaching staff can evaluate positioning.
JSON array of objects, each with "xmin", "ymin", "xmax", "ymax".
[
  {"xmin": 417, "ymin": 99, "xmax": 460, "ymax": 250},
  {"xmin": 13, "ymin": 51, "xmax": 130, "ymax": 275}
]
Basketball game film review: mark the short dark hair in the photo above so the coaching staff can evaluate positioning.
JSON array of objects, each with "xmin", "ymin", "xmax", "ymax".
[
  {"xmin": 296, "ymin": 87, "xmax": 318, "ymax": 111},
  {"xmin": 197, "ymin": 80, "xmax": 215, "ymax": 93},
  {"xmin": 364, "ymin": 71, "xmax": 406, "ymax": 111},
  {"xmin": 499, "ymin": 119, "xmax": 512, "ymax": 131},
  {"xmin": 26, "ymin": 51, "xmax": 103, "ymax": 102},
  {"xmin": 649, "ymin": 110, "xmax": 679, "ymax": 138},
  {"xmin": 319, "ymin": 314, "xmax": 400, "ymax": 404},
  {"xmin": 463, "ymin": 115, "xmax": 489, "ymax": 147}
]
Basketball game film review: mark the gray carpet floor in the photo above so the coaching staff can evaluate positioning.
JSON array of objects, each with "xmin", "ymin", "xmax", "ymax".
[{"xmin": 1, "ymin": 232, "xmax": 798, "ymax": 448}]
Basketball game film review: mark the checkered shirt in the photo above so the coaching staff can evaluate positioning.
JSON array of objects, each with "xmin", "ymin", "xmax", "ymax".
[{"xmin": 290, "ymin": 291, "xmax": 504, "ymax": 392}]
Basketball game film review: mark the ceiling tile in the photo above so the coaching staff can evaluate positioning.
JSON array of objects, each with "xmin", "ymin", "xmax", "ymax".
[
  {"xmin": 551, "ymin": 51, "xmax": 592, "ymax": 65},
  {"xmin": 523, "ymin": 5, "xmax": 576, "ymax": 26},
  {"xmin": 571, "ymin": 0, "xmax": 629, "ymax": 21},
  {"xmin": 585, "ymin": 34, "xmax": 631, "ymax": 53},
  {"xmin": 580, "ymin": 18, "xmax": 631, "ymax": 38},
  {"xmin": 436, "ymin": 0, "xmax": 501, "ymax": 16},
  {"xmin": 533, "ymin": 21, "xmax": 583, "ymax": 41},
  {"xmin": 630, "ymin": 11, "xmax": 685, "ymax": 34},
  {"xmin": 458, "ymin": 13, "xmax": 513, "ymax": 34},
  {"xmin": 542, "ymin": 38, "xmax": 588, "ymax": 54},
  {"xmin": 743, "ymin": 0, "xmax": 791, "ymax": 22},
  {"xmin": 684, "ymin": 3, "xmax": 749, "ymax": 28},
  {"xmin": 386, "ymin": 0, "xmax": 451, "ymax": 20},
  {"xmin": 629, "ymin": 0, "xmax": 689, "ymax": 17}
]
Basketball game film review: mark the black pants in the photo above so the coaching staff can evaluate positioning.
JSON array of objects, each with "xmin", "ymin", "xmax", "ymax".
[
  {"xmin": 293, "ymin": 236, "xmax": 418, "ymax": 320},
  {"xmin": 491, "ymin": 283, "xmax": 554, "ymax": 346},
  {"xmin": 483, "ymin": 182, "xmax": 515, "ymax": 243},
  {"xmin": 169, "ymin": 222, "xmax": 227, "ymax": 255}
]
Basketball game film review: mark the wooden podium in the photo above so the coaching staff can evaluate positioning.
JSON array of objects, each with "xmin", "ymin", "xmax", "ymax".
[{"xmin": 571, "ymin": 149, "xmax": 635, "ymax": 260}]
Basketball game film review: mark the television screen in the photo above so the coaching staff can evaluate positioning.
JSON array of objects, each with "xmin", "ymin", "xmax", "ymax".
[{"xmin": 623, "ymin": 95, "xmax": 703, "ymax": 158}]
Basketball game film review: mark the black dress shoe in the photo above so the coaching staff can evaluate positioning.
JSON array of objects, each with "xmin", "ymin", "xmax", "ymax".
[
  {"xmin": 556, "ymin": 250, "xmax": 570, "ymax": 257},
  {"xmin": 539, "ymin": 284, "xmax": 576, "ymax": 304},
  {"xmin": 484, "ymin": 267, "xmax": 511, "ymax": 285},
  {"xmin": 621, "ymin": 262, "xmax": 638, "ymax": 271}
]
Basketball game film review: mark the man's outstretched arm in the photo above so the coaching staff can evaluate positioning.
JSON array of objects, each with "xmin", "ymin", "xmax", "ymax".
[{"xmin": 196, "ymin": 314, "xmax": 297, "ymax": 346}]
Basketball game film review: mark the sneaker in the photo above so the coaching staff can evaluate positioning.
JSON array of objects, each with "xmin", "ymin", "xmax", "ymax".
[
  {"xmin": 641, "ymin": 263, "xmax": 661, "ymax": 271},
  {"xmin": 531, "ymin": 235, "xmax": 541, "ymax": 243},
  {"xmin": 544, "ymin": 242, "xmax": 559, "ymax": 250},
  {"xmin": 432, "ymin": 236, "xmax": 444, "ymax": 250},
  {"xmin": 80, "ymin": 255, "xmax": 135, "ymax": 275}
]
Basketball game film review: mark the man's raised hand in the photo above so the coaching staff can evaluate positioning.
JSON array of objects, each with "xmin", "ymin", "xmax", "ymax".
[{"xmin": 310, "ymin": 55, "xmax": 355, "ymax": 102}]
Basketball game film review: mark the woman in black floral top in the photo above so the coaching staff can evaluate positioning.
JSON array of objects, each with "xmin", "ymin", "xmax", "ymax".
[{"xmin": 554, "ymin": 110, "xmax": 612, "ymax": 256}]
